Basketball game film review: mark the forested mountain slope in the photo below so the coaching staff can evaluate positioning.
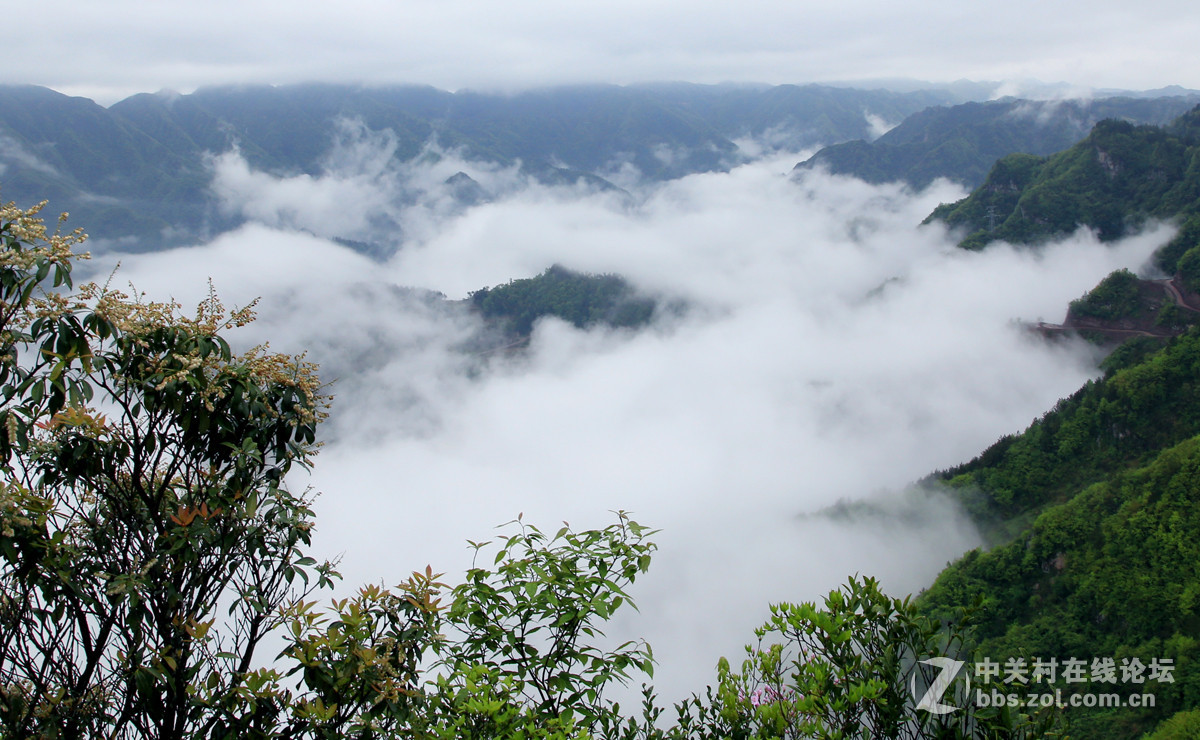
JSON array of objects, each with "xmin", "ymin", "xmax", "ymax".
[
  {"xmin": 468, "ymin": 265, "xmax": 660, "ymax": 337},
  {"xmin": 914, "ymin": 105, "xmax": 1200, "ymax": 739},
  {"xmin": 0, "ymin": 85, "xmax": 213, "ymax": 240},
  {"xmin": 923, "ymin": 424, "xmax": 1200, "ymax": 738},
  {"xmin": 926, "ymin": 105, "xmax": 1200, "ymax": 251}
]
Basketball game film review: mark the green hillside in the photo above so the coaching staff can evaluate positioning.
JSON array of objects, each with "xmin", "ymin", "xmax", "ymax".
[
  {"xmin": 914, "ymin": 328, "xmax": 1200, "ymax": 738},
  {"xmin": 904, "ymin": 105, "xmax": 1200, "ymax": 738},
  {"xmin": 468, "ymin": 264, "xmax": 659, "ymax": 336},
  {"xmin": 922, "ymin": 432, "xmax": 1200, "ymax": 738},
  {"xmin": 0, "ymin": 85, "xmax": 212, "ymax": 242},
  {"xmin": 927, "ymin": 105, "xmax": 1200, "ymax": 251}
]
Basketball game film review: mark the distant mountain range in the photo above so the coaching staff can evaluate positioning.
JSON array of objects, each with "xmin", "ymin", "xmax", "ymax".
[
  {"xmin": 795, "ymin": 96, "xmax": 1200, "ymax": 189},
  {"xmin": 0, "ymin": 82, "xmax": 964, "ymax": 248},
  {"xmin": 2, "ymin": 81, "xmax": 1199, "ymax": 253}
]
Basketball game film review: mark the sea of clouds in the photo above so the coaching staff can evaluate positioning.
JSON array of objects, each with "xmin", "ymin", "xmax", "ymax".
[{"xmin": 86, "ymin": 129, "xmax": 1171, "ymax": 703}]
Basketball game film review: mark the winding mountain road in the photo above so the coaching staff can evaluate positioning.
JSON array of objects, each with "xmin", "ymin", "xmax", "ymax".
[
  {"xmin": 1034, "ymin": 275, "xmax": 1200, "ymax": 340},
  {"xmin": 1153, "ymin": 277, "xmax": 1200, "ymax": 313}
]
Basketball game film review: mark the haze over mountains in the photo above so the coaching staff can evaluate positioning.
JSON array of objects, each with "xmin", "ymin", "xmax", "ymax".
[
  {"xmin": 795, "ymin": 95, "xmax": 1200, "ymax": 189},
  {"xmin": 2, "ymin": 81, "xmax": 1198, "ymax": 253}
]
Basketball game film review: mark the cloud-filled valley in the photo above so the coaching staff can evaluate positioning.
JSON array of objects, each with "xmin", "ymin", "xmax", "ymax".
[{"xmin": 87, "ymin": 137, "xmax": 1172, "ymax": 702}]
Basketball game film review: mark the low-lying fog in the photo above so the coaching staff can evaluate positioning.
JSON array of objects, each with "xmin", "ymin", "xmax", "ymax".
[{"xmin": 90, "ymin": 133, "xmax": 1169, "ymax": 703}]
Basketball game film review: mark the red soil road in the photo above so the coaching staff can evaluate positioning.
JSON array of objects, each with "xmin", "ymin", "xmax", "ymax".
[{"xmin": 1154, "ymin": 277, "xmax": 1200, "ymax": 313}]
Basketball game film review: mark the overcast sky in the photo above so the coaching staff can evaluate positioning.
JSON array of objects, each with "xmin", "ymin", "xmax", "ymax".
[{"xmin": 9, "ymin": 0, "xmax": 1200, "ymax": 104}]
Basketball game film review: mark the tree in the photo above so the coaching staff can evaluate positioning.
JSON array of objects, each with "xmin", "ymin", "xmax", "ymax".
[
  {"xmin": 1068, "ymin": 269, "xmax": 1142, "ymax": 322},
  {"xmin": 433, "ymin": 514, "xmax": 656, "ymax": 737},
  {"xmin": 1176, "ymin": 245, "xmax": 1200, "ymax": 295},
  {"xmin": 1145, "ymin": 710, "xmax": 1200, "ymax": 740},
  {"xmin": 0, "ymin": 200, "xmax": 446, "ymax": 738},
  {"xmin": 692, "ymin": 577, "xmax": 1062, "ymax": 740}
]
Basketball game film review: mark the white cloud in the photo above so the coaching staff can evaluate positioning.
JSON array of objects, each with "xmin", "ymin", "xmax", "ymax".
[
  {"xmin": 208, "ymin": 120, "xmax": 404, "ymax": 240},
  {"xmin": 207, "ymin": 125, "xmax": 539, "ymax": 249},
  {"xmin": 865, "ymin": 112, "xmax": 897, "ymax": 140},
  {"xmin": 0, "ymin": 134, "xmax": 62, "ymax": 179},
  {"xmin": 89, "ymin": 151, "xmax": 1169, "ymax": 704}
]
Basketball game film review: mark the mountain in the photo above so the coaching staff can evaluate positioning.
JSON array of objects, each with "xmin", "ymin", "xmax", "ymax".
[
  {"xmin": 918, "ymin": 327, "xmax": 1200, "ymax": 738},
  {"xmin": 795, "ymin": 96, "xmax": 1200, "ymax": 190},
  {"xmin": 10, "ymin": 79, "xmax": 1200, "ymax": 737},
  {"xmin": 467, "ymin": 264, "xmax": 662, "ymax": 338},
  {"xmin": 0, "ymin": 82, "xmax": 960, "ymax": 249},
  {"xmin": 925, "ymin": 105, "xmax": 1200, "ymax": 250},
  {"xmin": 5, "ymin": 80, "xmax": 1199, "ymax": 253},
  {"xmin": 0, "ymin": 85, "xmax": 213, "ymax": 242},
  {"xmin": 906, "ymin": 105, "xmax": 1200, "ymax": 738},
  {"xmin": 627, "ymin": 81, "xmax": 954, "ymax": 151},
  {"xmin": 1027, "ymin": 268, "xmax": 1200, "ymax": 349}
]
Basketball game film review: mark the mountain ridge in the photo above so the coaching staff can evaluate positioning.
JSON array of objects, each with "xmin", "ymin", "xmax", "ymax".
[
  {"xmin": 0, "ymin": 82, "xmax": 963, "ymax": 248},
  {"xmin": 795, "ymin": 95, "xmax": 1200, "ymax": 190},
  {"xmin": 925, "ymin": 105, "xmax": 1200, "ymax": 250}
]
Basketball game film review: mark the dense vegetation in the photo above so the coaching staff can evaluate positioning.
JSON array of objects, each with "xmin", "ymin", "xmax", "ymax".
[
  {"xmin": 935, "ymin": 328, "xmax": 1200, "ymax": 524},
  {"xmin": 1067, "ymin": 268, "xmax": 1144, "ymax": 321},
  {"xmin": 920, "ymin": 303, "xmax": 1200, "ymax": 737},
  {"xmin": 797, "ymin": 97, "xmax": 1200, "ymax": 190},
  {"xmin": 902, "ymin": 106, "xmax": 1200, "ymax": 738},
  {"xmin": 1167, "ymin": 222, "xmax": 1200, "ymax": 299},
  {"xmin": 469, "ymin": 264, "xmax": 660, "ymax": 336},
  {"xmin": 927, "ymin": 106, "xmax": 1200, "ymax": 251},
  {"xmin": 1058, "ymin": 268, "xmax": 1199, "ymax": 337},
  {"xmin": 921, "ymin": 432, "xmax": 1200, "ymax": 738}
]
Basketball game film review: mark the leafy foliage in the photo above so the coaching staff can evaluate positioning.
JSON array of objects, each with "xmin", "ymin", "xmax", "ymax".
[
  {"xmin": 1144, "ymin": 709, "xmax": 1200, "ymax": 740},
  {"xmin": 1175, "ymin": 245, "xmax": 1200, "ymax": 294},
  {"xmin": 436, "ymin": 514, "xmax": 657, "ymax": 735},
  {"xmin": 1068, "ymin": 269, "xmax": 1143, "ymax": 321},
  {"xmin": 1151, "ymin": 214, "xmax": 1200, "ymax": 275},
  {"xmin": 921, "ymin": 436, "xmax": 1200, "ymax": 739},
  {"xmin": 0, "ymin": 201, "xmax": 473, "ymax": 739},
  {"xmin": 700, "ymin": 577, "xmax": 1060, "ymax": 739}
]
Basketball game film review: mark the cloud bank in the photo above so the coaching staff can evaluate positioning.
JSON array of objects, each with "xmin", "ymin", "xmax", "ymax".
[{"xmin": 89, "ymin": 142, "xmax": 1170, "ymax": 702}]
